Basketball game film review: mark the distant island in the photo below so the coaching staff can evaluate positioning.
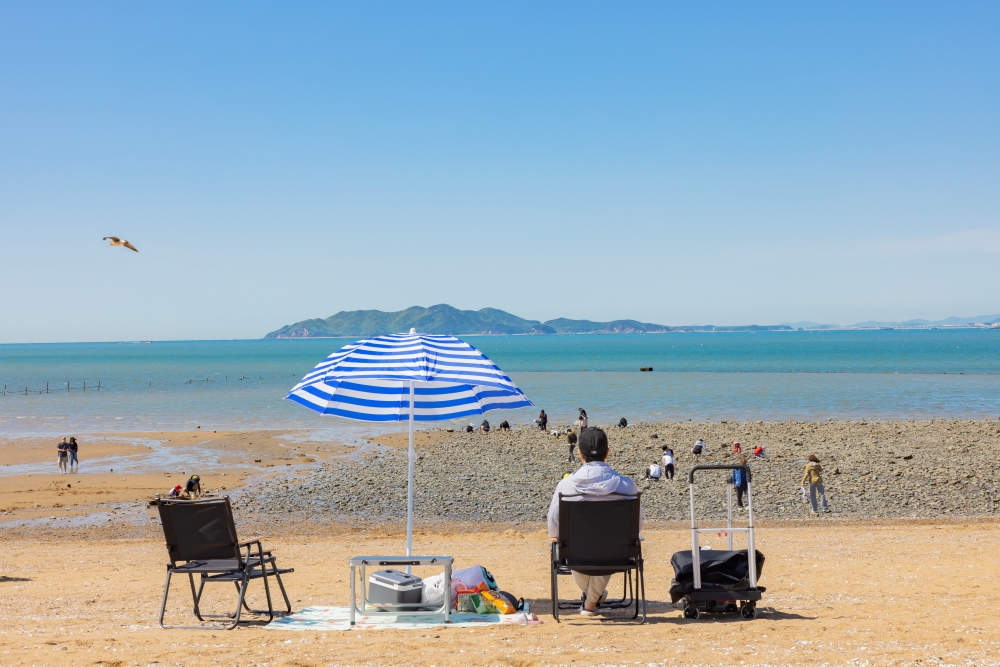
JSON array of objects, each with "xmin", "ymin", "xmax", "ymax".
[{"xmin": 264, "ymin": 304, "xmax": 795, "ymax": 338}]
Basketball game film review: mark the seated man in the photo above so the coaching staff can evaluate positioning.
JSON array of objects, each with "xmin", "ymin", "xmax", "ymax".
[
  {"xmin": 645, "ymin": 462, "xmax": 661, "ymax": 479},
  {"xmin": 480, "ymin": 420, "xmax": 490, "ymax": 433},
  {"xmin": 498, "ymin": 420, "xmax": 510, "ymax": 431},
  {"xmin": 547, "ymin": 428, "xmax": 640, "ymax": 615}
]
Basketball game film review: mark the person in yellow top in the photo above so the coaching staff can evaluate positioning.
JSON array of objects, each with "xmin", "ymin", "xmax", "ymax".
[{"xmin": 800, "ymin": 455, "xmax": 829, "ymax": 515}]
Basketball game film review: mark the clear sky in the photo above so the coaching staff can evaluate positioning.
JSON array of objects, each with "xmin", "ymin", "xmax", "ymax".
[{"xmin": 2, "ymin": 1, "xmax": 999, "ymax": 342}]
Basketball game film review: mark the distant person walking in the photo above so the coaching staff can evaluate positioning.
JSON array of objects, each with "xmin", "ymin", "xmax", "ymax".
[
  {"xmin": 567, "ymin": 432, "xmax": 578, "ymax": 463},
  {"xmin": 57, "ymin": 437, "xmax": 70, "ymax": 474},
  {"xmin": 576, "ymin": 408, "xmax": 588, "ymax": 431},
  {"xmin": 801, "ymin": 455, "xmax": 829, "ymax": 515},
  {"xmin": 733, "ymin": 458, "xmax": 749, "ymax": 509},
  {"xmin": 661, "ymin": 447, "xmax": 675, "ymax": 480},
  {"xmin": 68, "ymin": 437, "xmax": 79, "ymax": 472}
]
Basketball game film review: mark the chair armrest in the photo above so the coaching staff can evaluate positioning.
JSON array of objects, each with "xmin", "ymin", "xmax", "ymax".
[{"xmin": 239, "ymin": 537, "xmax": 265, "ymax": 547}]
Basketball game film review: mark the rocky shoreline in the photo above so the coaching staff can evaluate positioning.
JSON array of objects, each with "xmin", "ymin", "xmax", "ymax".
[{"xmin": 235, "ymin": 419, "xmax": 1000, "ymax": 525}]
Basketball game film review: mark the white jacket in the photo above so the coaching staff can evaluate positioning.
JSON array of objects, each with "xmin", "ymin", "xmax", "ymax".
[{"xmin": 547, "ymin": 461, "xmax": 641, "ymax": 538}]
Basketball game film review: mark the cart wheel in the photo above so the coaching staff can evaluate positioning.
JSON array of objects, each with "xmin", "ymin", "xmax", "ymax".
[
  {"xmin": 725, "ymin": 603, "xmax": 738, "ymax": 613},
  {"xmin": 740, "ymin": 604, "xmax": 756, "ymax": 619},
  {"xmin": 683, "ymin": 605, "xmax": 699, "ymax": 620}
]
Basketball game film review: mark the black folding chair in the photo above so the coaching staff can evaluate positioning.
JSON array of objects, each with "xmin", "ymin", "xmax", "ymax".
[
  {"xmin": 157, "ymin": 497, "xmax": 293, "ymax": 630},
  {"xmin": 550, "ymin": 492, "xmax": 646, "ymax": 623}
]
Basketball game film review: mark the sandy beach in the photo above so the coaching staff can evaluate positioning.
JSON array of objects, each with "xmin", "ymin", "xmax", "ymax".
[
  {"xmin": 2, "ymin": 520, "xmax": 999, "ymax": 666},
  {"xmin": 2, "ymin": 419, "xmax": 1000, "ymax": 665}
]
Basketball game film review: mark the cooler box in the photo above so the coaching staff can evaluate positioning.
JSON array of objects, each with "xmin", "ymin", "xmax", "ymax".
[{"xmin": 367, "ymin": 569, "xmax": 423, "ymax": 608}]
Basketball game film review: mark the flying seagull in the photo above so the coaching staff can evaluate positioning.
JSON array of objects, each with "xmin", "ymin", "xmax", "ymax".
[{"xmin": 103, "ymin": 237, "xmax": 138, "ymax": 252}]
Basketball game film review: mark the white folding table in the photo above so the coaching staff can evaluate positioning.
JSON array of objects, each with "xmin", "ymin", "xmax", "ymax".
[{"xmin": 348, "ymin": 555, "xmax": 453, "ymax": 625}]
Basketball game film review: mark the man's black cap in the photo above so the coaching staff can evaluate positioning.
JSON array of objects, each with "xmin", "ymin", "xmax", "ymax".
[{"xmin": 578, "ymin": 427, "xmax": 608, "ymax": 459}]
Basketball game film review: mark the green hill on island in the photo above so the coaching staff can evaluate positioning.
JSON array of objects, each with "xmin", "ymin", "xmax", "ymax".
[{"xmin": 264, "ymin": 304, "xmax": 674, "ymax": 338}]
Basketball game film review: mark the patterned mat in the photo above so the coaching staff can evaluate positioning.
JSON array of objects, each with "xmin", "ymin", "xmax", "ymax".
[{"xmin": 266, "ymin": 606, "xmax": 542, "ymax": 631}]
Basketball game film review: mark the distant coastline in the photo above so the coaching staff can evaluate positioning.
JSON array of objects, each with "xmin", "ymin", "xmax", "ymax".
[{"xmin": 264, "ymin": 304, "xmax": 1000, "ymax": 338}]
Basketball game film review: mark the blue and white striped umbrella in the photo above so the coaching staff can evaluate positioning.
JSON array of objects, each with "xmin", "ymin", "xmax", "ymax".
[
  {"xmin": 286, "ymin": 332, "xmax": 533, "ymax": 421},
  {"xmin": 286, "ymin": 330, "xmax": 533, "ymax": 558}
]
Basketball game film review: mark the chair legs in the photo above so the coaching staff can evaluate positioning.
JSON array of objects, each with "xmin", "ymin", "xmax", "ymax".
[
  {"xmin": 555, "ymin": 571, "xmax": 635, "ymax": 611},
  {"xmin": 549, "ymin": 564, "xmax": 646, "ymax": 624},
  {"xmin": 626, "ymin": 561, "xmax": 647, "ymax": 622},
  {"xmin": 550, "ymin": 544, "xmax": 560, "ymax": 623},
  {"xmin": 160, "ymin": 569, "xmax": 258, "ymax": 630}
]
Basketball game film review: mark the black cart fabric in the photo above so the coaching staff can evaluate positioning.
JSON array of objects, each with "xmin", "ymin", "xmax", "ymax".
[{"xmin": 669, "ymin": 549, "xmax": 765, "ymax": 603}]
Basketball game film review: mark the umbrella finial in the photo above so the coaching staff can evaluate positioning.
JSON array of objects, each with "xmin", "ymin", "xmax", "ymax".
[{"xmin": 409, "ymin": 328, "xmax": 416, "ymax": 334}]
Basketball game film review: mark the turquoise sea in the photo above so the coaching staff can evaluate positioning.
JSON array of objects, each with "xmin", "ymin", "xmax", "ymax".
[{"xmin": 2, "ymin": 330, "xmax": 1000, "ymax": 436}]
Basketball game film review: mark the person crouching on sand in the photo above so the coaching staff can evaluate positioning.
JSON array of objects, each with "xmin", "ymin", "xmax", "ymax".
[
  {"xmin": 801, "ymin": 455, "xmax": 829, "ymax": 515},
  {"xmin": 184, "ymin": 475, "xmax": 202, "ymax": 498}
]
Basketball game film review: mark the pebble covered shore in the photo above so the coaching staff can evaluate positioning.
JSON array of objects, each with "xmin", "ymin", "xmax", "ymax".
[{"xmin": 236, "ymin": 420, "xmax": 1000, "ymax": 525}]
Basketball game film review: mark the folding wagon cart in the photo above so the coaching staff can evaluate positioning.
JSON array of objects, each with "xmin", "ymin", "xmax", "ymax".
[{"xmin": 669, "ymin": 464, "xmax": 765, "ymax": 620}]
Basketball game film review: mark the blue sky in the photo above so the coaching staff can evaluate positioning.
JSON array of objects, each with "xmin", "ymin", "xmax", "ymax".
[{"xmin": 1, "ymin": 1, "xmax": 999, "ymax": 342}]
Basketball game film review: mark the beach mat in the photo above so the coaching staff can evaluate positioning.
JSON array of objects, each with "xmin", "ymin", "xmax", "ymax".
[{"xmin": 266, "ymin": 606, "xmax": 542, "ymax": 631}]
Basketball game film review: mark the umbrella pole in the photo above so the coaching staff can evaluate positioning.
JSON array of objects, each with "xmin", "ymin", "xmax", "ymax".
[{"xmin": 407, "ymin": 379, "xmax": 415, "ymax": 572}]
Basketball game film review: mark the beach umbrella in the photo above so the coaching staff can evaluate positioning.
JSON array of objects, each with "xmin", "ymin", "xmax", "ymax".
[{"xmin": 286, "ymin": 329, "xmax": 533, "ymax": 556}]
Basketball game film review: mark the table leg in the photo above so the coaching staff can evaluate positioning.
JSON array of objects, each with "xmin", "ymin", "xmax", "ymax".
[
  {"xmin": 444, "ymin": 561, "xmax": 451, "ymax": 623},
  {"xmin": 350, "ymin": 565, "xmax": 356, "ymax": 626}
]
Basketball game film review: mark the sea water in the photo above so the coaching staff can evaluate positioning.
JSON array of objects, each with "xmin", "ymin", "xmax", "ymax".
[{"xmin": 2, "ymin": 330, "xmax": 1000, "ymax": 437}]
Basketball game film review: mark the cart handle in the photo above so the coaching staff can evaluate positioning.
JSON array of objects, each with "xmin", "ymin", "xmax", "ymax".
[{"xmin": 688, "ymin": 464, "xmax": 751, "ymax": 484}]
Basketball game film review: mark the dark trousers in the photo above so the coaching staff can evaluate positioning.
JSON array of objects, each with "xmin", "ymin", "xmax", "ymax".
[
  {"xmin": 664, "ymin": 463, "xmax": 674, "ymax": 479},
  {"xmin": 568, "ymin": 444, "xmax": 576, "ymax": 463},
  {"xmin": 736, "ymin": 485, "xmax": 748, "ymax": 508}
]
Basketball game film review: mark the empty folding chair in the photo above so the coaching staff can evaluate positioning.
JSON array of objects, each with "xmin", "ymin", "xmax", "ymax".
[{"xmin": 157, "ymin": 497, "xmax": 293, "ymax": 629}]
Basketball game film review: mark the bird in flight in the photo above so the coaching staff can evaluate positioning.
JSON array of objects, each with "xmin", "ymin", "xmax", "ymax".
[{"xmin": 103, "ymin": 237, "xmax": 139, "ymax": 252}]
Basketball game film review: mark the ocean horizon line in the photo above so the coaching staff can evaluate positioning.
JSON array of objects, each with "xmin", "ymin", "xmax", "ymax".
[{"xmin": 5, "ymin": 326, "xmax": 1000, "ymax": 346}]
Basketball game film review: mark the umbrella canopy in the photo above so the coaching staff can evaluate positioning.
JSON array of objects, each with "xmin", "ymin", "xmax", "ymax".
[
  {"xmin": 286, "ymin": 331, "xmax": 533, "ymax": 556},
  {"xmin": 286, "ymin": 332, "xmax": 532, "ymax": 419}
]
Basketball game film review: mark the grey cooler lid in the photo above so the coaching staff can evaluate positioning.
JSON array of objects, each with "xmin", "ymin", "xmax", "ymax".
[{"xmin": 368, "ymin": 569, "xmax": 423, "ymax": 591}]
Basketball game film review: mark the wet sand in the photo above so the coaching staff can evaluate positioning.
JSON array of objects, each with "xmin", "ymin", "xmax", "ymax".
[{"xmin": 0, "ymin": 429, "xmax": 354, "ymax": 522}]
